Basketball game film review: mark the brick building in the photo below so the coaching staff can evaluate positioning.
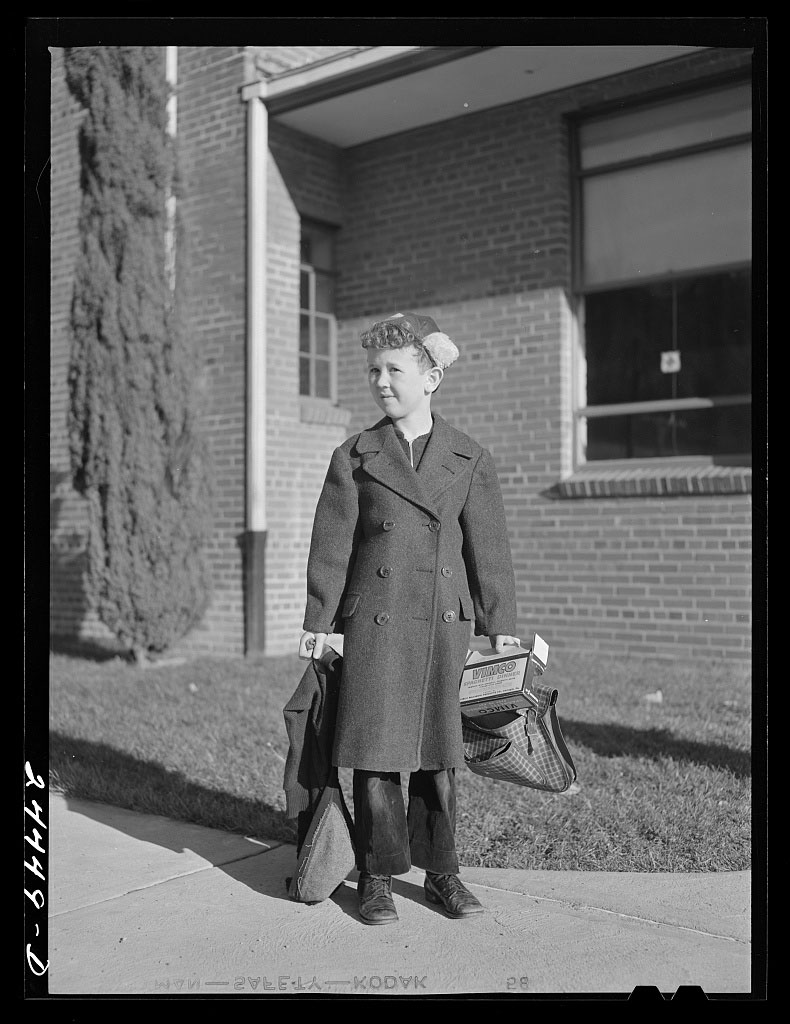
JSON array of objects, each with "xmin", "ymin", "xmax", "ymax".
[{"xmin": 50, "ymin": 44, "xmax": 756, "ymax": 662}]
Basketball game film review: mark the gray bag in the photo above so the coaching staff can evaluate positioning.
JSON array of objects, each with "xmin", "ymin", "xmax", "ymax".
[{"xmin": 288, "ymin": 769, "xmax": 356, "ymax": 903}]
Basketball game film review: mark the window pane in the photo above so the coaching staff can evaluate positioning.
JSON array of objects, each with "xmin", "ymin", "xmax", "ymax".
[
  {"xmin": 314, "ymin": 317, "xmax": 330, "ymax": 357},
  {"xmin": 300, "ymin": 219, "xmax": 337, "ymax": 401},
  {"xmin": 585, "ymin": 270, "xmax": 751, "ymax": 407},
  {"xmin": 314, "ymin": 359, "xmax": 331, "ymax": 399},
  {"xmin": 580, "ymin": 83, "xmax": 751, "ymax": 169},
  {"xmin": 299, "ymin": 355, "xmax": 311, "ymax": 396},
  {"xmin": 586, "ymin": 282, "xmax": 673, "ymax": 405},
  {"xmin": 583, "ymin": 144, "xmax": 751, "ymax": 286},
  {"xmin": 314, "ymin": 270, "xmax": 335, "ymax": 313},
  {"xmin": 299, "ymin": 314, "xmax": 311, "ymax": 353},
  {"xmin": 675, "ymin": 271, "xmax": 751, "ymax": 397},
  {"xmin": 585, "ymin": 405, "xmax": 751, "ymax": 460}
]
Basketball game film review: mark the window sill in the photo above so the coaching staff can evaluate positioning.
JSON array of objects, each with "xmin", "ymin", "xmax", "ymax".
[
  {"xmin": 299, "ymin": 396, "xmax": 352, "ymax": 427},
  {"xmin": 547, "ymin": 463, "xmax": 752, "ymax": 499}
]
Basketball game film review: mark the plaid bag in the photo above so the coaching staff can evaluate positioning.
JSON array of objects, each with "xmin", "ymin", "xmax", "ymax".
[{"xmin": 461, "ymin": 679, "xmax": 577, "ymax": 792}]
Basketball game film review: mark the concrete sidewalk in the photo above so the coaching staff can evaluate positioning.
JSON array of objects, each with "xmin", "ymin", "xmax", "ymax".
[{"xmin": 46, "ymin": 793, "xmax": 752, "ymax": 996}]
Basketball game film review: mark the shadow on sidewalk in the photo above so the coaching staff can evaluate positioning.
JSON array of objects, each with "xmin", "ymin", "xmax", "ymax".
[
  {"xmin": 49, "ymin": 737, "xmax": 440, "ymax": 924},
  {"xmin": 64, "ymin": 794, "xmax": 311, "ymax": 903},
  {"xmin": 49, "ymin": 731, "xmax": 311, "ymax": 900}
]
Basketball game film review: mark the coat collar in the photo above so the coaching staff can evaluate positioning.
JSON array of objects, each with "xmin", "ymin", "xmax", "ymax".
[{"xmin": 354, "ymin": 414, "xmax": 475, "ymax": 517}]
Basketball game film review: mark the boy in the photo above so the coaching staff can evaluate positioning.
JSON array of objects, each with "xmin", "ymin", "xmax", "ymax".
[{"xmin": 299, "ymin": 311, "xmax": 520, "ymax": 925}]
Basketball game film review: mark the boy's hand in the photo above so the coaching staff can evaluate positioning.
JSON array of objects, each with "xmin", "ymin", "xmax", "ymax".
[
  {"xmin": 299, "ymin": 631, "xmax": 327, "ymax": 659},
  {"xmin": 490, "ymin": 635, "xmax": 521, "ymax": 654}
]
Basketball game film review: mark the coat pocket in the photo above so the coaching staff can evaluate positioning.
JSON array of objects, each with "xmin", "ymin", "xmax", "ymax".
[
  {"xmin": 341, "ymin": 592, "xmax": 361, "ymax": 619},
  {"xmin": 458, "ymin": 591, "xmax": 474, "ymax": 621}
]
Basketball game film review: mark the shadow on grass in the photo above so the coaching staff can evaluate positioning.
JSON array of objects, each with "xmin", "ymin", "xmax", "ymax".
[
  {"xmin": 50, "ymin": 634, "xmax": 131, "ymax": 663},
  {"xmin": 562, "ymin": 720, "xmax": 751, "ymax": 778}
]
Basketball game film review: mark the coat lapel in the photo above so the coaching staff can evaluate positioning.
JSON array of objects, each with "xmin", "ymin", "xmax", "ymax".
[
  {"xmin": 355, "ymin": 415, "xmax": 474, "ymax": 517},
  {"xmin": 356, "ymin": 418, "xmax": 439, "ymax": 517},
  {"xmin": 416, "ymin": 414, "xmax": 475, "ymax": 503}
]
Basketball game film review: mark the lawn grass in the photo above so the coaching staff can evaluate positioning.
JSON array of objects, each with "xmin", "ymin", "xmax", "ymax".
[{"xmin": 48, "ymin": 646, "xmax": 752, "ymax": 871}]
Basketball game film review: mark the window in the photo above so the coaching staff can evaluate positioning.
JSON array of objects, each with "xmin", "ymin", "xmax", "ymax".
[
  {"xmin": 573, "ymin": 80, "xmax": 752, "ymax": 463},
  {"xmin": 299, "ymin": 219, "xmax": 337, "ymax": 400}
]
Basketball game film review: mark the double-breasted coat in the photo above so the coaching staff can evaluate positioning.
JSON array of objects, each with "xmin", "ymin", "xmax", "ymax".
[{"xmin": 303, "ymin": 413, "xmax": 517, "ymax": 773}]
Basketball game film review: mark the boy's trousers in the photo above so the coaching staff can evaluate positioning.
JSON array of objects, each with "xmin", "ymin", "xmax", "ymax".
[{"xmin": 352, "ymin": 768, "xmax": 460, "ymax": 876}]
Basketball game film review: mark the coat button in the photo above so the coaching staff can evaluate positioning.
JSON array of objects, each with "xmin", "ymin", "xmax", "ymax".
[
  {"xmin": 442, "ymin": 610, "xmax": 456, "ymax": 623},
  {"xmin": 375, "ymin": 612, "xmax": 390, "ymax": 625},
  {"xmin": 382, "ymin": 520, "xmax": 395, "ymax": 531},
  {"xmin": 428, "ymin": 520, "xmax": 440, "ymax": 532},
  {"xmin": 441, "ymin": 566, "xmax": 453, "ymax": 577},
  {"xmin": 378, "ymin": 566, "xmax": 393, "ymax": 578}
]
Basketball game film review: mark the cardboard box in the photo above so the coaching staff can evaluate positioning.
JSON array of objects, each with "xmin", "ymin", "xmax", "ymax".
[{"xmin": 459, "ymin": 634, "xmax": 550, "ymax": 719}]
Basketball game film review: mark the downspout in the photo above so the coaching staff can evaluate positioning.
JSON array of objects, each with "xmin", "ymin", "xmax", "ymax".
[{"xmin": 241, "ymin": 80, "xmax": 269, "ymax": 654}]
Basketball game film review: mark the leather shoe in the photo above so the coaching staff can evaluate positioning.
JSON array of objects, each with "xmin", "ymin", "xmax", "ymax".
[
  {"xmin": 424, "ymin": 872, "xmax": 484, "ymax": 917},
  {"xmin": 358, "ymin": 872, "xmax": 398, "ymax": 925}
]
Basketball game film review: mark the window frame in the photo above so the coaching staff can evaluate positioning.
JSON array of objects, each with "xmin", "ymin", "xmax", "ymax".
[
  {"xmin": 568, "ymin": 71, "xmax": 753, "ymax": 471},
  {"xmin": 298, "ymin": 219, "xmax": 338, "ymax": 403}
]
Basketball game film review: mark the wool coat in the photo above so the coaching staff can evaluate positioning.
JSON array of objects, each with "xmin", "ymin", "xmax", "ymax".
[{"xmin": 303, "ymin": 413, "xmax": 517, "ymax": 773}]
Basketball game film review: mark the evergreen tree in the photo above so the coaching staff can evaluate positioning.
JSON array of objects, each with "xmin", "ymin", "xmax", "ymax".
[{"xmin": 64, "ymin": 46, "xmax": 211, "ymax": 661}]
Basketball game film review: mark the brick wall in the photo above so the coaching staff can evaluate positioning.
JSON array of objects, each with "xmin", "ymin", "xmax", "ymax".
[
  {"xmin": 157, "ymin": 48, "xmax": 351, "ymax": 657},
  {"xmin": 167, "ymin": 50, "xmax": 353, "ymax": 657},
  {"xmin": 50, "ymin": 44, "xmax": 754, "ymax": 662},
  {"xmin": 269, "ymin": 121, "xmax": 344, "ymax": 225},
  {"xmin": 49, "ymin": 45, "xmax": 352, "ymax": 658},
  {"xmin": 250, "ymin": 46, "xmax": 360, "ymax": 77},
  {"xmin": 161, "ymin": 46, "xmax": 250, "ymax": 657},
  {"xmin": 264, "ymin": 121, "xmax": 349, "ymax": 652},
  {"xmin": 333, "ymin": 46, "xmax": 753, "ymax": 663}
]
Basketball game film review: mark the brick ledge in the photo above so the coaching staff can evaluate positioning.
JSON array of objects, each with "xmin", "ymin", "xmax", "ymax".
[
  {"xmin": 299, "ymin": 397, "xmax": 352, "ymax": 427},
  {"xmin": 549, "ymin": 464, "xmax": 752, "ymax": 499}
]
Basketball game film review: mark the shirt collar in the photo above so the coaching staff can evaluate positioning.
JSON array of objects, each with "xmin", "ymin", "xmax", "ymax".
[{"xmin": 390, "ymin": 417, "xmax": 434, "ymax": 443}]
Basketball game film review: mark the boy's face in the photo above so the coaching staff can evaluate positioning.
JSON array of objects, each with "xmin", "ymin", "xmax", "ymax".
[{"xmin": 366, "ymin": 345, "xmax": 439, "ymax": 421}]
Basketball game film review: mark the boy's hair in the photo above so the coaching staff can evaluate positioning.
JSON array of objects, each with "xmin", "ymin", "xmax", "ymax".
[
  {"xmin": 361, "ymin": 327, "xmax": 434, "ymax": 372},
  {"xmin": 360, "ymin": 312, "xmax": 459, "ymax": 373}
]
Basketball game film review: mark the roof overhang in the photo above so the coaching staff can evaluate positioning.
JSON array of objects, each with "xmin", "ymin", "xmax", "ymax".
[{"xmin": 242, "ymin": 44, "xmax": 709, "ymax": 148}]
